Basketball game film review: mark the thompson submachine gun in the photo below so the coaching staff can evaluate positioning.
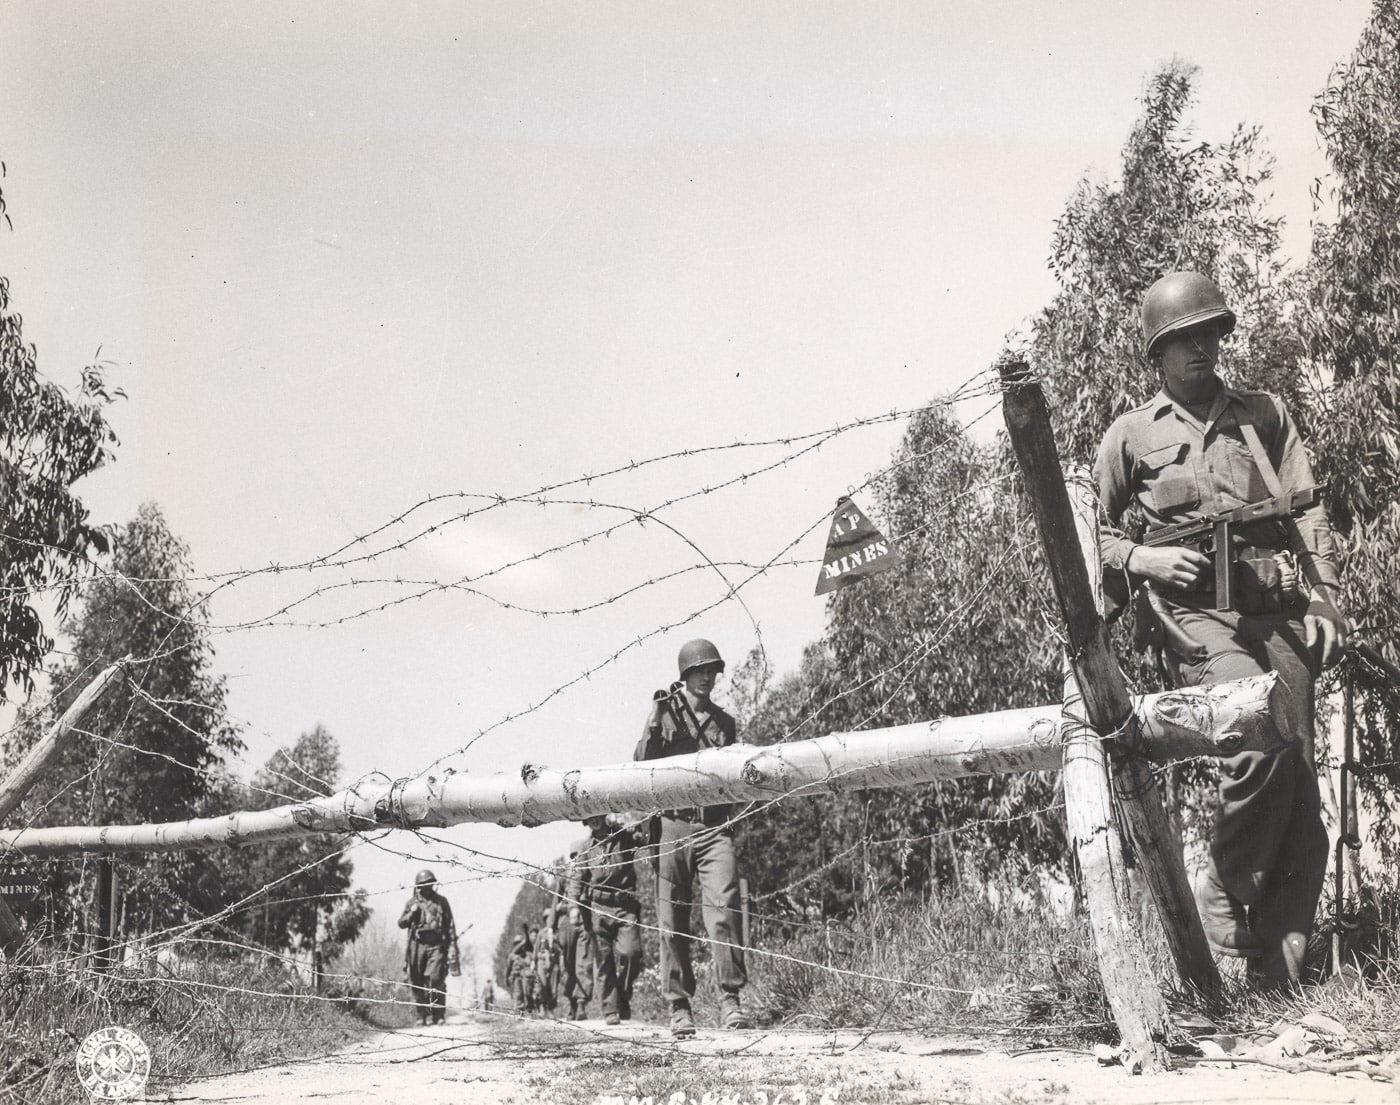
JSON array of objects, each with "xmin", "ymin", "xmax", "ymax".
[{"xmin": 1143, "ymin": 486, "xmax": 1319, "ymax": 611}]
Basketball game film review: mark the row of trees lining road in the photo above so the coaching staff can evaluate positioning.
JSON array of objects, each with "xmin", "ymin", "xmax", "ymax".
[
  {"xmin": 733, "ymin": 5, "xmax": 1400, "ymax": 919},
  {"xmin": 3, "ymin": 504, "xmax": 369, "ymax": 977}
]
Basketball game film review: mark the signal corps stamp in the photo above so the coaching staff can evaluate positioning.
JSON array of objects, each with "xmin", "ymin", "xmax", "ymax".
[{"xmin": 74, "ymin": 1026, "xmax": 151, "ymax": 1101}]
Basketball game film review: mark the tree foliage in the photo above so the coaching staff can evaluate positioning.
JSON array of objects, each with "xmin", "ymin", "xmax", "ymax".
[
  {"xmin": 1298, "ymin": 0, "xmax": 1400, "ymax": 867},
  {"xmin": 1032, "ymin": 59, "xmax": 1301, "ymax": 469},
  {"xmin": 0, "ymin": 181, "xmax": 121, "ymax": 697},
  {"xmin": 737, "ymin": 404, "xmax": 1065, "ymax": 914},
  {"xmin": 736, "ymin": 61, "xmax": 1312, "ymax": 918},
  {"xmin": 12, "ymin": 503, "xmax": 244, "ymax": 938},
  {"xmin": 220, "ymin": 725, "xmax": 369, "ymax": 968}
]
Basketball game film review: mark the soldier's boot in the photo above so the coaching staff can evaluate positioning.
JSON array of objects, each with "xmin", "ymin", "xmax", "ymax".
[
  {"xmin": 719, "ymin": 992, "xmax": 752, "ymax": 1030},
  {"xmin": 567, "ymin": 998, "xmax": 579, "ymax": 1020},
  {"xmin": 670, "ymin": 1002, "xmax": 696, "ymax": 1039},
  {"xmin": 1195, "ymin": 864, "xmax": 1261, "ymax": 958}
]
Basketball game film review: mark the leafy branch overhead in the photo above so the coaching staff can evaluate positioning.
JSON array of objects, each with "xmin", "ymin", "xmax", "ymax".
[{"xmin": 0, "ymin": 221, "xmax": 122, "ymax": 695}]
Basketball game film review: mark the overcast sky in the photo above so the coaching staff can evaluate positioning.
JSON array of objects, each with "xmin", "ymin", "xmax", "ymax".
[{"xmin": 0, "ymin": 0, "xmax": 1373, "ymax": 972}]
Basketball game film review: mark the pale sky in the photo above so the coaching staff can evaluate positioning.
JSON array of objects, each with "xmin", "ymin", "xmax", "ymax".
[{"xmin": 0, "ymin": 0, "xmax": 1373, "ymax": 966}]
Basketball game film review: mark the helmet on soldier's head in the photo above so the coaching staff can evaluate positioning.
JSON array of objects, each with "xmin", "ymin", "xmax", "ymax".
[
  {"xmin": 414, "ymin": 869, "xmax": 437, "ymax": 886},
  {"xmin": 677, "ymin": 638, "xmax": 724, "ymax": 679},
  {"xmin": 1140, "ymin": 271, "xmax": 1236, "ymax": 357}
]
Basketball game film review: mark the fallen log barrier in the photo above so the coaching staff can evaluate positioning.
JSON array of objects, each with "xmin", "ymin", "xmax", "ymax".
[{"xmin": 0, "ymin": 674, "xmax": 1278, "ymax": 857}]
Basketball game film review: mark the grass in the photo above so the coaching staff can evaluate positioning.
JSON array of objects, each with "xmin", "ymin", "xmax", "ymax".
[
  {"xmin": 9, "ymin": 889, "xmax": 1400, "ymax": 1105},
  {"xmin": 743, "ymin": 889, "xmax": 1114, "ymax": 1043},
  {"xmin": 0, "ymin": 953, "xmax": 415, "ymax": 1104},
  {"xmin": 589, "ymin": 885, "xmax": 1400, "ymax": 1054}
]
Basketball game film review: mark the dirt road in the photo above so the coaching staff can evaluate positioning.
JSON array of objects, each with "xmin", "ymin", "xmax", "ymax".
[{"xmin": 169, "ymin": 1009, "xmax": 1396, "ymax": 1105}]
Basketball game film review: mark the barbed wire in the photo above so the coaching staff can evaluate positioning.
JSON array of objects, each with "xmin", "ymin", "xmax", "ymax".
[{"xmin": 0, "ymin": 367, "xmax": 1268, "ymax": 1090}]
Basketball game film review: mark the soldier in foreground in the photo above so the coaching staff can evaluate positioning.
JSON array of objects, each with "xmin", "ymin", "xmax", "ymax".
[
  {"xmin": 397, "ymin": 869, "xmax": 460, "ymax": 1026},
  {"xmin": 1093, "ymin": 271, "xmax": 1346, "ymax": 986},
  {"xmin": 575, "ymin": 812, "xmax": 647, "ymax": 1026},
  {"xmin": 634, "ymin": 639, "xmax": 752, "ymax": 1035}
]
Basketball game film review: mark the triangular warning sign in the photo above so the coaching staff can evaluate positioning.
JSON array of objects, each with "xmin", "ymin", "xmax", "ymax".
[{"xmin": 814, "ymin": 495, "xmax": 902, "ymax": 596}]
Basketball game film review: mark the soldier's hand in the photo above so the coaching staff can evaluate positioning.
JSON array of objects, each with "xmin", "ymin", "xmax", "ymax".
[
  {"xmin": 1129, "ymin": 545, "xmax": 1211, "ymax": 589},
  {"xmin": 1305, "ymin": 611, "xmax": 1346, "ymax": 670}
]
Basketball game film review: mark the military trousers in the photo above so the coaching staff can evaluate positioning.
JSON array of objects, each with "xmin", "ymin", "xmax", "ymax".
[
  {"xmin": 1165, "ymin": 602, "xmax": 1329, "ymax": 972},
  {"xmin": 405, "ymin": 941, "xmax": 449, "ymax": 1023},
  {"xmin": 535, "ymin": 964, "xmax": 559, "ymax": 1013},
  {"xmin": 558, "ymin": 916, "xmax": 594, "ymax": 1007},
  {"xmin": 592, "ymin": 906, "xmax": 641, "ymax": 1018},
  {"xmin": 655, "ymin": 817, "xmax": 747, "ymax": 1006}
]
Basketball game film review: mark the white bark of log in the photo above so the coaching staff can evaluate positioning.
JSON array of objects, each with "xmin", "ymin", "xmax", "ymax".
[{"xmin": 0, "ymin": 676, "xmax": 1280, "ymax": 857}]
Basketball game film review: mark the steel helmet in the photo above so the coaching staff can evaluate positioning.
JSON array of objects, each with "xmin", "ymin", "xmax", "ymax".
[
  {"xmin": 677, "ymin": 638, "xmax": 725, "ymax": 678},
  {"xmin": 1140, "ymin": 271, "xmax": 1236, "ymax": 357},
  {"xmin": 414, "ymin": 869, "xmax": 437, "ymax": 886}
]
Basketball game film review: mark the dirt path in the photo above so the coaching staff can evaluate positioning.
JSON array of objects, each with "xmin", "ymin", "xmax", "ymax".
[{"xmin": 168, "ymin": 1008, "xmax": 1396, "ymax": 1105}]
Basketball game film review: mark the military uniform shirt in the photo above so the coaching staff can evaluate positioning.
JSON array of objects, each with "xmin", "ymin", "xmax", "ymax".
[{"xmin": 1094, "ymin": 385, "xmax": 1342, "ymax": 603}]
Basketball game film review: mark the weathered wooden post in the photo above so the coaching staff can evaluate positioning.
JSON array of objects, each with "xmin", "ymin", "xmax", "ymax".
[
  {"xmin": 1061, "ymin": 654, "xmax": 1170, "ymax": 1070},
  {"xmin": 1064, "ymin": 466, "xmax": 1218, "ymax": 993},
  {"xmin": 93, "ymin": 856, "xmax": 119, "ymax": 972},
  {"xmin": 1001, "ymin": 360, "xmax": 1219, "ymax": 1061},
  {"xmin": 0, "ymin": 662, "xmax": 125, "ymax": 965},
  {"xmin": 0, "ymin": 897, "xmax": 23, "ymax": 959}
]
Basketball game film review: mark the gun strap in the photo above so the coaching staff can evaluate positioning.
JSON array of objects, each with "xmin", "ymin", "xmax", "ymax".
[{"xmin": 1238, "ymin": 417, "xmax": 1285, "ymax": 499}]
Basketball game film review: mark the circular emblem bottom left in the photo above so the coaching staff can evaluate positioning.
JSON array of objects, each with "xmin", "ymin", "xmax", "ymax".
[{"xmin": 75, "ymin": 1026, "xmax": 151, "ymax": 1101}]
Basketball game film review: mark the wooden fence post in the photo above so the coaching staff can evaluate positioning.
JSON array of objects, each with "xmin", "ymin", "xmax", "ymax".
[
  {"xmin": 93, "ymin": 856, "xmax": 119, "ymax": 972},
  {"xmin": 1000, "ymin": 361, "xmax": 1219, "ymax": 1028},
  {"xmin": 1064, "ymin": 466, "xmax": 1219, "ymax": 994},
  {"xmin": 0, "ymin": 897, "xmax": 23, "ymax": 959},
  {"xmin": 1062, "ymin": 652, "xmax": 1170, "ymax": 1071}
]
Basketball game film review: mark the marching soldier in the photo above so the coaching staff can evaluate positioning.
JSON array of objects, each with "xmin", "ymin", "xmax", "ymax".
[
  {"xmin": 634, "ymin": 639, "xmax": 752, "ymax": 1035},
  {"xmin": 505, "ymin": 928, "xmax": 532, "ymax": 1013},
  {"xmin": 558, "ymin": 839, "xmax": 596, "ymax": 1020},
  {"xmin": 1094, "ymin": 271, "xmax": 1346, "ymax": 986},
  {"xmin": 577, "ymin": 813, "xmax": 647, "ymax": 1026},
  {"xmin": 533, "ymin": 912, "xmax": 561, "ymax": 1017},
  {"xmin": 397, "ymin": 869, "xmax": 460, "ymax": 1026}
]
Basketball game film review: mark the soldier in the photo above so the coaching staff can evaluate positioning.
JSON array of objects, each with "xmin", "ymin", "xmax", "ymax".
[
  {"xmin": 397, "ymin": 869, "xmax": 460, "ymax": 1026},
  {"xmin": 533, "ymin": 911, "xmax": 561, "ymax": 1017},
  {"xmin": 505, "ymin": 929, "xmax": 531, "ymax": 1013},
  {"xmin": 634, "ymin": 639, "xmax": 751, "ymax": 1035},
  {"xmin": 1094, "ymin": 271, "xmax": 1346, "ymax": 986},
  {"xmin": 577, "ymin": 812, "xmax": 647, "ymax": 1027},
  {"xmin": 558, "ymin": 839, "xmax": 596, "ymax": 1020},
  {"xmin": 525, "ymin": 926, "xmax": 542, "ymax": 1014}
]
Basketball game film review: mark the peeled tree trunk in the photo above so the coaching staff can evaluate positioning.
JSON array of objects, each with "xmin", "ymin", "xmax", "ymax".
[{"xmin": 0, "ymin": 675, "xmax": 1281, "ymax": 857}]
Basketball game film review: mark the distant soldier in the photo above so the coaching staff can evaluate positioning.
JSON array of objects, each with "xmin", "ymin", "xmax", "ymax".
[
  {"xmin": 533, "ymin": 911, "xmax": 561, "ymax": 1016},
  {"xmin": 505, "ymin": 929, "xmax": 531, "ymax": 1012},
  {"xmin": 635, "ymin": 639, "xmax": 751, "ymax": 1036},
  {"xmin": 558, "ymin": 839, "xmax": 596, "ymax": 1020},
  {"xmin": 397, "ymin": 869, "xmax": 460, "ymax": 1026},
  {"xmin": 480, "ymin": 978, "xmax": 495, "ymax": 1012},
  {"xmin": 578, "ymin": 812, "xmax": 647, "ymax": 1027},
  {"xmin": 525, "ymin": 926, "xmax": 542, "ymax": 1013}
]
